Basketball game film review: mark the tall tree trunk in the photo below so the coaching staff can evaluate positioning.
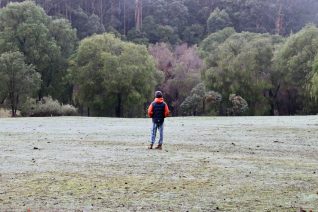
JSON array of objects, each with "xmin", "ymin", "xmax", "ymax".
[
  {"xmin": 275, "ymin": 0, "xmax": 284, "ymax": 35},
  {"xmin": 135, "ymin": 0, "xmax": 142, "ymax": 31},
  {"xmin": 9, "ymin": 66, "xmax": 16, "ymax": 117},
  {"xmin": 9, "ymin": 92, "xmax": 16, "ymax": 117},
  {"xmin": 202, "ymin": 98, "xmax": 205, "ymax": 114},
  {"xmin": 11, "ymin": 105, "xmax": 16, "ymax": 117},
  {"xmin": 123, "ymin": 0, "xmax": 126, "ymax": 35},
  {"xmin": 99, "ymin": 0, "xmax": 104, "ymax": 25},
  {"xmin": 116, "ymin": 93, "xmax": 123, "ymax": 117},
  {"xmin": 111, "ymin": 0, "xmax": 119, "ymax": 28},
  {"xmin": 15, "ymin": 94, "xmax": 19, "ymax": 117},
  {"xmin": 65, "ymin": 4, "xmax": 67, "ymax": 18},
  {"xmin": 38, "ymin": 85, "xmax": 44, "ymax": 100},
  {"xmin": 0, "ymin": 96, "xmax": 5, "ymax": 104},
  {"xmin": 91, "ymin": 0, "xmax": 95, "ymax": 14},
  {"xmin": 269, "ymin": 83, "xmax": 281, "ymax": 115}
]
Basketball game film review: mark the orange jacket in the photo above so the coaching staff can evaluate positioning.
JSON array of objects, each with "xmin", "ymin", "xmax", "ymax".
[{"xmin": 148, "ymin": 98, "xmax": 170, "ymax": 118}]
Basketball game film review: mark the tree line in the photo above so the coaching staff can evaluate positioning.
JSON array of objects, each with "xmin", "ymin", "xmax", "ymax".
[
  {"xmin": 0, "ymin": 1, "xmax": 318, "ymax": 117},
  {"xmin": 1, "ymin": 0, "xmax": 318, "ymax": 43}
]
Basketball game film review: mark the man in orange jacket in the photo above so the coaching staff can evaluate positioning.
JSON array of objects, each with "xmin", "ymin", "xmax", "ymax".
[{"xmin": 147, "ymin": 91, "xmax": 170, "ymax": 150}]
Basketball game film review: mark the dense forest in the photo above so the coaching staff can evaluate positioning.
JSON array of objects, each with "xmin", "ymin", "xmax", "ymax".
[{"xmin": 1, "ymin": 0, "xmax": 318, "ymax": 117}]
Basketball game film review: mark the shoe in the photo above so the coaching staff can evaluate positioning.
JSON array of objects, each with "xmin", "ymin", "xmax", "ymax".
[
  {"xmin": 148, "ymin": 144, "xmax": 153, "ymax": 149},
  {"xmin": 155, "ymin": 144, "xmax": 162, "ymax": 150}
]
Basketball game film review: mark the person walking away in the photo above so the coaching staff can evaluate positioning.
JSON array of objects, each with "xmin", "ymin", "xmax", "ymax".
[{"xmin": 147, "ymin": 91, "xmax": 170, "ymax": 150}]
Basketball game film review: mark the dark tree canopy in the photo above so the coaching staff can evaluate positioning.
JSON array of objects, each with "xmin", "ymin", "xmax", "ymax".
[{"xmin": 1, "ymin": 0, "xmax": 317, "ymax": 44}]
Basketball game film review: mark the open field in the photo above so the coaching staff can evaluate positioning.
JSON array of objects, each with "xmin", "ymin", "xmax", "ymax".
[{"xmin": 0, "ymin": 116, "xmax": 318, "ymax": 211}]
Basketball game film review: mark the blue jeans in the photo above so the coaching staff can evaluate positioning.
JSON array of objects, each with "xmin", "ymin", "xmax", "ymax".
[{"xmin": 151, "ymin": 123, "xmax": 164, "ymax": 145}]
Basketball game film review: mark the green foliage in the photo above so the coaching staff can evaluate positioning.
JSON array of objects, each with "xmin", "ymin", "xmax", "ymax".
[
  {"xmin": 156, "ymin": 25, "xmax": 180, "ymax": 44},
  {"xmin": 127, "ymin": 28, "xmax": 149, "ymax": 44},
  {"xmin": 2, "ymin": 0, "xmax": 317, "ymax": 44},
  {"xmin": 0, "ymin": 1, "xmax": 77, "ymax": 100},
  {"xmin": 207, "ymin": 8, "xmax": 233, "ymax": 33},
  {"xmin": 141, "ymin": 16, "xmax": 182, "ymax": 44},
  {"xmin": 228, "ymin": 94, "xmax": 248, "ymax": 115},
  {"xmin": 48, "ymin": 18, "xmax": 78, "ymax": 101},
  {"xmin": 274, "ymin": 25, "xmax": 318, "ymax": 114},
  {"xmin": 309, "ymin": 56, "xmax": 318, "ymax": 103},
  {"xmin": 180, "ymin": 93, "xmax": 202, "ymax": 116},
  {"xmin": 70, "ymin": 33, "xmax": 158, "ymax": 117},
  {"xmin": 21, "ymin": 96, "xmax": 77, "ymax": 117},
  {"xmin": 309, "ymin": 70, "xmax": 318, "ymax": 101},
  {"xmin": 199, "ymin": 27, "xmax": 236, "ymax": 63},
  {"xmin": 180, "ymin": 83, "xmax": 206, "ymax": 116},
  {"xmin": 182, "ymin": 24, "xmax": 205, "ymax": 45},
  {"xmin": 142, "ymin": 16, "xmax": 160, "ymax": 43},
  {"xmin": 68, "ymin": 7, "xmax": 105, "ymax": 39},
  {"xmin": 0, "ymin": 51, "xmax": 41, "ymax": 117},
  {"xmin": 180, "ymin": 83, "xmax": 222, "ymax": 116},
  {"xmin": 201, "ymin": 30, "xmax": 283, "ymax": 115},
  {"xmin": 274, "ymin": 25, "xmax": 318, "ymax": 87},
  {"xmin": 50, "ymin": 19, "xmax": 77, "ymax": 58}
]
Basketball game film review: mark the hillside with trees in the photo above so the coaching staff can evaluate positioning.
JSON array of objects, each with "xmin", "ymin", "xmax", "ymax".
[{"xmin": 1, "ymin": 0, "xmax": 318, "ymax": 117}]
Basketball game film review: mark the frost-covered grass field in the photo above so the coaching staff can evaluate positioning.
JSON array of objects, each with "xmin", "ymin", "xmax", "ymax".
[{"xmin": 0, "ymin": 116, "xmax": 318, "ymax": 211}]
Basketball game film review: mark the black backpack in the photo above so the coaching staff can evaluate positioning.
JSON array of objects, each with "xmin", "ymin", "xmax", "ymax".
[{"xmin": 152, "ymin": 102, "xmax": 166, "ymax": 124}]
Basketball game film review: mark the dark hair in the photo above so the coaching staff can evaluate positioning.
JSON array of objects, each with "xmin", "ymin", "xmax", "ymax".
[{"xmin": 155, "ymin": 91, "xmax": 163, "ymax": 98}]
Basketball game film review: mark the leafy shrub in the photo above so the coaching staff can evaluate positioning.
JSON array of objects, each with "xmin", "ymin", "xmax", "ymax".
[
  {"xmin": 20, "ymin": 98, "xmax": 37, "ymax": 117},
  {"xmin": 228, "ymin": 94, "xmax": 248, "ymax": 115},
  {"xmin": 21, "ymin": 96, "xmax": 77, "ymax": 117},
  {"xmin": 180, "ymin": 94, "xmax": 203, "ymax": 116},
  {"xmin": 36, "ymin": 97, "xmax": 62, "ymax": 116},
  {"xmin": 61, "ymin": 104, "xmax": 78, "ymax": 116},
  {"xmin": 180, "ymin": 83, "xmax": 222, "ymax": 116}
]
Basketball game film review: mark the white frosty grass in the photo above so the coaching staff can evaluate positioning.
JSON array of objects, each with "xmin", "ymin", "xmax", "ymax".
[{"xmin": 0, "ymin": 116, "xmax": 318, "ymax": 211}]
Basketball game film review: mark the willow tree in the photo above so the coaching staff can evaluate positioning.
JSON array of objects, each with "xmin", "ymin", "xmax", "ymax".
[
  {"xmin": 309, "ymin": 60, "xmax": 318, "ymax": 114},
  {"xmin": 274, "ymin": 25, "xmax": 318, "ymax": 114},
  {"xmin": 201, "ymin": 29, "xmax": 283, "ymax": 115},
  {"xmin": 309, "ymin": 60, "xmax": 318, "ymax": 102},
  {"xmin": 70, "ymin": 33, "xmax": 158, "ymax": 117}
]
